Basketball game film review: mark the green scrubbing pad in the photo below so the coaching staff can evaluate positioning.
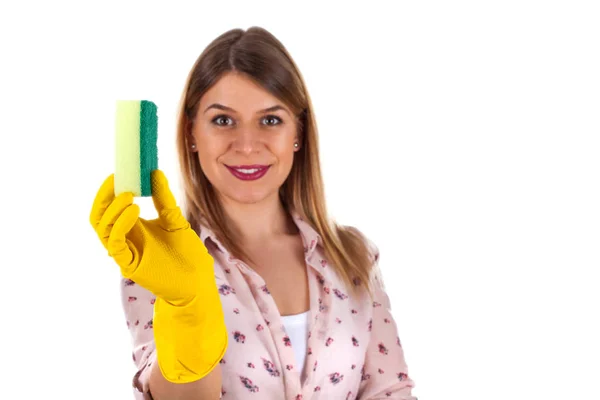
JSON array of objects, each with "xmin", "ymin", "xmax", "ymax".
[{"xmin": 114, "ymin": 100, "xmax": 158, "ymax": 197}]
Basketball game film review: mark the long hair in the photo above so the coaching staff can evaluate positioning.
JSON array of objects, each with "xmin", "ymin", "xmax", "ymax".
[{"xmin": 175, "ymin": 27, "xmax": 374, "ymax": 298}]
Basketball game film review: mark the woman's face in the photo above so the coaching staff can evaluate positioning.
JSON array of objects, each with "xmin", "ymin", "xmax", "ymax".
[{"xmin": 189, "ymin": 72, "xmax": 300, "ymax": 205}]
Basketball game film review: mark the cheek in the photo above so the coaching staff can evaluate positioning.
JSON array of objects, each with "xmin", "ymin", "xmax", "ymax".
[
  {"xmin": 280, "ymin": 148, "xmax": 295, "ymax": 168},
  {"xmin": 197, "ymin": 133, "xmax": 226, "ymax": 159},
  {"xmin": 195, "ymin": 138, "xmax": 226, "ymax": 179},
  {"xmin": 272, "ymin": 136, "xmax": 296, "ymax": 163}
]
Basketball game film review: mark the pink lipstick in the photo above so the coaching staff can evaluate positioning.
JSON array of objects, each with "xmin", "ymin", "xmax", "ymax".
[{"xmin": 225, "ymin": 164, "xmax": 270, "ymax": 181}]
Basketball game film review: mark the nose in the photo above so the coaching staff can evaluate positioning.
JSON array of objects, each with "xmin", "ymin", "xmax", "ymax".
[{"xmin": 231, "ymin": 127, "xmax": 261, "ymax": 155}]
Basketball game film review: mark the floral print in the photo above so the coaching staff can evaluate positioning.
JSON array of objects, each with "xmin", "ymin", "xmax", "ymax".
[{"xmin": 123, "ymin": 210, "xmax": 416, "ymax": 399}]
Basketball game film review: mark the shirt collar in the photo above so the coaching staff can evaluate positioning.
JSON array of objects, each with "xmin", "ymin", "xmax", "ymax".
[
  {"xmin": 198, "ymin": 223, "xmax": 222, "ymax": 251},
  {"xmin": 289, "ymin": 208, "xmax": 323, "ymax": 260}
]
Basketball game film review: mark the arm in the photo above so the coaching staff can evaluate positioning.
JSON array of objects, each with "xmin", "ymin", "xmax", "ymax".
[
  {"xmin": 356, "ymin": 245, "xmax": 418, "ymax": 400},
  {"xmin": 148, "ymin": 361, "xmax": 222, "ymax": 400},
  {"xmin": 92, "ymin": 172, "xmax": 227, "ymax": 399},
  {"xmin": 123, "ymin": 278, "xmax": 222, "ymax": 400}
]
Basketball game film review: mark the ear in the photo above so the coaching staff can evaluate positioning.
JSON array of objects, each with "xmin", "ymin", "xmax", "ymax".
[
  {"xmin": 293, "ymin": 134, "xmax": 302, "ymax": 152},
  {"xmin": 185, "ymin": 119, "xmax": 198, "ymax": 152}
]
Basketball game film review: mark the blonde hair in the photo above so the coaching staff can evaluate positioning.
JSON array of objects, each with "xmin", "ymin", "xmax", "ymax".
[{"xmin": 175, "ymin": 27, "xmax": 374, "ymax": 298}]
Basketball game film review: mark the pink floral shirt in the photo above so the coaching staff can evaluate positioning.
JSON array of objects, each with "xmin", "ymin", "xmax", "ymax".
[{"xmin": 122, "ymin": 211, "xmax": 417, "ymax": 399}]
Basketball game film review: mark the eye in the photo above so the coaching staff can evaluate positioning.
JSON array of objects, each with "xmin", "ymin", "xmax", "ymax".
[
  {"xmin": 211, "ymin": 115, "xmax": 233, "ymax": 127},
  {"xmin": 210, "ymin": 114, "xmax": 283, "ymax": 127},
  {"xmin": 262, "ymin": 115, "xmax": 283, "ymax": 126}
]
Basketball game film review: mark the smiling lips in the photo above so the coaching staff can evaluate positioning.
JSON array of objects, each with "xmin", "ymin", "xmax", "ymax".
[{"xmin": 225, "ymin": 164, "xmax": 271, "ymax": 181}]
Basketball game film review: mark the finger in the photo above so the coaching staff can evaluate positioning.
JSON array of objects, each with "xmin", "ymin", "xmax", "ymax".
[
  {"xmin": 151, "ymin": 169, "xmax": 189, "ymax": 231},
  {"xmin": 108, "ymin": 203, "xmax": 140, "ymax": 272},
  {"xmin": 89, "ymin": 174, "xmax": 115, "ymax": 229},
  {"xmin": 96, "ymin": 191, "xmax": 134, "ymax": 248}
]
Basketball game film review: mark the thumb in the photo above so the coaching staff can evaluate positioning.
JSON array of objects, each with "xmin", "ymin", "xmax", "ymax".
[{"xmin": 151, "ymin": 169, "xmax": 190, "ymax": 231}]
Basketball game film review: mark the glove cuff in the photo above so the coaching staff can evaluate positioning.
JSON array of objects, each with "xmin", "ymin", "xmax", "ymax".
[{"xmin": 153, "ymin": 295, "xmax": 228, "ymax": 383}]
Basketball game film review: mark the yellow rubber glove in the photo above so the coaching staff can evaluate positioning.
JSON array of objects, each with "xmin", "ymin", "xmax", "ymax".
[{"xmin": 90, "ymin": 170, "xmax": 228, "ymax": 383}]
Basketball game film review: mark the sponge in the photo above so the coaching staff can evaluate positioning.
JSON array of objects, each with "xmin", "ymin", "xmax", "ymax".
[{"xmin": 114, "ymin": 100, "xmax": 158, "ymax": 197}]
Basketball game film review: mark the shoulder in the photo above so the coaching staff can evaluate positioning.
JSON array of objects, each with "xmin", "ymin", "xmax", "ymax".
[
  {"xmin": 338, "ymin": 224, "xmax": 390, "ymax": 295},
  {"xmin": 338, "ymin": 224, "xmax": 380, "ymax": 264}
]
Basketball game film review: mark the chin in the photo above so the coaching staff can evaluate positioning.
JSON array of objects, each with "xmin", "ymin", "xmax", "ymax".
[{"xmin": 222, "ymin": 187, "xmax": 277, "ymax": 205}]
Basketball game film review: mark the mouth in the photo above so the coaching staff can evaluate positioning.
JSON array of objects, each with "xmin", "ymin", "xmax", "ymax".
[{"xmin": 224, "ymin": 164, "xmax": 271, "ymax": 181}]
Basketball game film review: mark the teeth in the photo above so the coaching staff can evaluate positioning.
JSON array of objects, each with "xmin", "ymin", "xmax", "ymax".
[{"xmin": 235, "ymin": 168, "xmax": 260, "ymax": 174}]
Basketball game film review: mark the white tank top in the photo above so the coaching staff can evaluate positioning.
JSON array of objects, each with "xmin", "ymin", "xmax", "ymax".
[{"xmin": 281, "ymin": 311, "xmax": 310, "ymax": 374}]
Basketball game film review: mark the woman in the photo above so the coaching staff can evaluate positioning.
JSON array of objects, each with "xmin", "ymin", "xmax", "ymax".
[{"xmin": 90, "ymin": 27, "xmax": 417, "ymax": 400}]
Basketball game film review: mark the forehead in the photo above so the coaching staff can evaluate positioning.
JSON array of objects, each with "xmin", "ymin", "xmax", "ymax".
[{"xmin": 200, "ymin": 72, "xmax": 283, "ymax": 112}]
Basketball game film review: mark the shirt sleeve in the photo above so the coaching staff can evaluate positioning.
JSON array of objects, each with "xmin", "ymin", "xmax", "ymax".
[
  {"xmin": 120, "ymin": 276, "xmax": 157, "ymax": 400},
  {"xmin": 356, "ymin": 241, "xmax": 418, "ymax": 400}
]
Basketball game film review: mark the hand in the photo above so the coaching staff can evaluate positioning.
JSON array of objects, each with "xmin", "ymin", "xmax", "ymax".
[
  {"xmin": 90, "ymin": 169, "xmax": 227, "ymax": 382},
  {"xmin": 90, "ymin": 169, "xmax": 213, "ymax": 306}
]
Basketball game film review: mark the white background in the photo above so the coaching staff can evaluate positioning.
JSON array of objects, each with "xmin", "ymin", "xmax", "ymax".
[{"xmin": 1, "ymin": 1, "xmax": 599, "ymax": 399}]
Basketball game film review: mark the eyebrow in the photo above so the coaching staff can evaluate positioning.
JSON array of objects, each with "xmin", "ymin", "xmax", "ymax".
[{"xmin": 204, "ymin": 103, "xmax": 290, "ymax": 115}]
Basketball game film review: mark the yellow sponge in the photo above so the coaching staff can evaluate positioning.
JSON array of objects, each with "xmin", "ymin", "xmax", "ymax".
[{"xmin": 114, "ymin": 100, "xmax": 158, "ymax": 197}]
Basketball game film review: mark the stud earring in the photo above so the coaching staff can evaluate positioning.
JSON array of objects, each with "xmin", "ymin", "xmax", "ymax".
[
  {"xmin": 191, "ymin": 144, "xmax": 196, "ymax": 149},
  {"xmin": 294, "ymin": 143, "xmax": 299, "ymax": 148}
]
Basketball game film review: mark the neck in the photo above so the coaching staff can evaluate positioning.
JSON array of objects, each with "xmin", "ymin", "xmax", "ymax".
[{"xmin": 218, "ymin": 192, "xmax": 298, "ymax": 246}]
